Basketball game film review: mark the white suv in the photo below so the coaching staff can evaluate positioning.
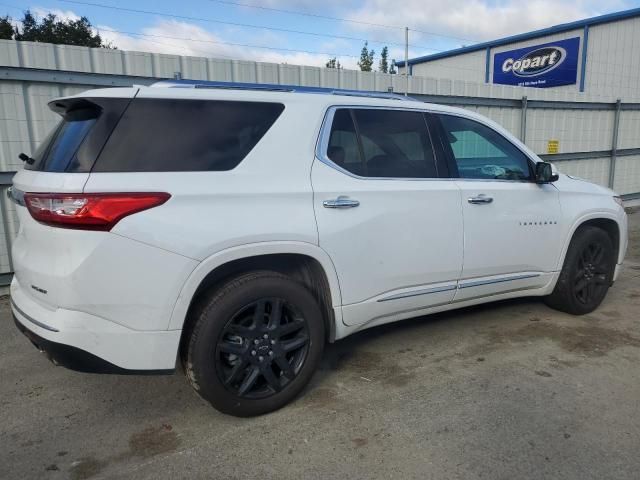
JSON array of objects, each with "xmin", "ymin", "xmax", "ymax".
[{"xmin": 10, "ymin": 81, "xmax": 628, "ymax": 416}]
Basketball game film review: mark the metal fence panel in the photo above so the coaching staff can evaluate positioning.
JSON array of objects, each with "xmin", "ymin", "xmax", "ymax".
[
  {"xmin": 614, "ymin": 154, "xmax": 640, "ymax": 195},
  {"xmin": 459, "ymin": 105, "xmax": 522, "ymax": 141},
  {"xmin": 618, "ymin": 110, "xmax": 640, "ymax": 150},
  {"xmin": 0, "ymin": 81, "xmax": 30, "ymax": 172},
  {"xmin": 553, "ymin": 157, "xmax": 612, "ymax": 186},
  {"xmin": 526, "ymin": 108, "xmax": 615, "ymax": 154}
]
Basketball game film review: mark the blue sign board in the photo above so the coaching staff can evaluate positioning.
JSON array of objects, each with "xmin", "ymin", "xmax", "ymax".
[{"xmin": 493, "ymin": 37, "xmax": 580, "ymax": 88}]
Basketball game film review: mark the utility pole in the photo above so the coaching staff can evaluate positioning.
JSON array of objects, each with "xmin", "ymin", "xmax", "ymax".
[{"xmin": 404, "ymin": 27, "xmax": 409, "ymax": 96}]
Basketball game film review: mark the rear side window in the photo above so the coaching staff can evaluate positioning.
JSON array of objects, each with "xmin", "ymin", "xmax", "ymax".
[
  {"xmin": 326, "ymin": 108, "xmax": 438, "ymax": 179},
  {"xmin": 94, "ymin": 99, "xmax": 284, "ymax": 172},
  {"xmin": 327, "ymin": 109, "xmax": 363, "ymax": 175}
]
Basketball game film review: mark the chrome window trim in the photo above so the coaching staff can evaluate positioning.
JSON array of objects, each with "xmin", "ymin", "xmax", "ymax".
[
  {"xmin": 454, "ymin": 178, "xmax": 537, "ymax": 184},
  {"xmin": 315, "ymin": 105, "xmax": 446, "ymax": 182},
  {"xmin": 315, "ymin": 105, "xmax": 542, "ymax": 183}
]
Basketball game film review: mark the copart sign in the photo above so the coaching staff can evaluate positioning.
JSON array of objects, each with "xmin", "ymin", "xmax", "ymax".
[{"xmin": 493, "ymin": 37, "xmax": 580, "ymax": 88}]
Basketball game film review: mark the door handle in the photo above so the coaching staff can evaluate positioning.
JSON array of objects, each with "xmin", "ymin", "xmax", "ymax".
[
  {"xmin": 323, "ymin": 196, "xmax": 360, "ymax": 209},
  {"xmin": 467, "ymin": 194, "xmax": 493, "ymax": 205}
]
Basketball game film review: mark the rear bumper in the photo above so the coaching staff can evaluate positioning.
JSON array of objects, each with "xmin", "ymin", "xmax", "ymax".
[
  {"xmin": 11, "ymin": 277, "xmax": 181, "ymax": 373},
  {"xmin": 13, "ymin": 313, "xmax": 173, "ymax": 374}
]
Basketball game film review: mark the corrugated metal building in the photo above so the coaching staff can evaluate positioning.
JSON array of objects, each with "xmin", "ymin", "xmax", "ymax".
[{"xmin": 397, "ymin": 8, "xmax": 640, "ymax": 100}]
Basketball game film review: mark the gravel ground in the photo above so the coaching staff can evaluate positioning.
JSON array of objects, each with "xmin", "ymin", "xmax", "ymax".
[{"xmin": 1, "ymin": 212, "xmax": 639, "ymax": 480}]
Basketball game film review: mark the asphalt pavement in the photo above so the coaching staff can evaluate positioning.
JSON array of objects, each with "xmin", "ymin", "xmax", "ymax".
[{"xmin": 1, "ymin": 212, "xmax": 639, "ymax": 479}]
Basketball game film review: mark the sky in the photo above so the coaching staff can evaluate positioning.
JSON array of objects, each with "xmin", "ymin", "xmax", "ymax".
[{"xmin": 0, "ymin": 0, "xmax": 638, "ymax": 70}]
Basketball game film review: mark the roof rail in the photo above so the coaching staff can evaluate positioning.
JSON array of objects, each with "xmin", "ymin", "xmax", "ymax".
[{"xmin": 150, "ymin": 79, "xmax": 412, "ymax": 101}]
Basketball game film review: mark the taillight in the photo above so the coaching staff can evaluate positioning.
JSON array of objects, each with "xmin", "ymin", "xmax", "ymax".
[{"xmin": 23, "ymin": 192, "xmax": 170, "ymax": 231}]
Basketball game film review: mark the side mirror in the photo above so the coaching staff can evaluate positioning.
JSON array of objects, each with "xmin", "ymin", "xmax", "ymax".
[{"xmin": 535, "ymin": 162, "xmax": 559, "ymax": 183}]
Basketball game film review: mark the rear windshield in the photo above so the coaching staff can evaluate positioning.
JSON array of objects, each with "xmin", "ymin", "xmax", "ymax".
[
  {"xmin": 25, "ymin": 108, "xmax": 99, "ymax": 172},
  {"xmin": 93, "ymin": 99, "xmax": 285, "ymax": 172},
  {"xmin": 26, "ymin": 98, "xmax": 131, "ymax": 173}
]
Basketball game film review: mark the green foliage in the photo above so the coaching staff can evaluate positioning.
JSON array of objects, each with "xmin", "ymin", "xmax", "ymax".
[
  {"xmin": 325, "ymin": 57, "xmax": 342, "ymax": 69},
  {"xmin": 0, "ymin": 15, "xmax": 15, "ymax": 40},
  {"xmin": 11, "ymin": 10, "xmax": 115, "ymax": 48},
  {"xmin": 358, "ymin": 41, "xmax": 375, "ymax": 72},
  {"xmin": 379, "ymin": 46, "xmax": 389, "ymax": 73},
  {"xmin": 389, "ymin": 59, "xmax": 397, "ymax": 75}
]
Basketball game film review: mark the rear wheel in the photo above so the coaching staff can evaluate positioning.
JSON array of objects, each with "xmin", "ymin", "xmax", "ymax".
[
  {"xmin": 544, "ymin": 226, "xmax": 615, "ymax": 315},
  {"xmin": 185, "ymin": 271, "xmax": 324, "ymax": 417}
]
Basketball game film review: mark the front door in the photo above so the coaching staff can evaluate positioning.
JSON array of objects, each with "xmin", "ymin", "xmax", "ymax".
[
  {"xmin": 432, "ymin": 113, "xmax": 563, "ymax": 301},
  {"xmin": 312, "ymin": 107, "xmax": 463, "ymax": 326}
]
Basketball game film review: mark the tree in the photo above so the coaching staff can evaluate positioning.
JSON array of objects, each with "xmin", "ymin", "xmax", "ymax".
[
  {"xmin": 0, "ymin": 15, "xmax": 14, "ymax": 40},
  {"xmin": 325, "ymin": 57, "xmax": 342, "ymax": 69},
  {"xmin": 389, "ymin": 59, "xmax": 397, "ymax": 75},
  {"xmin": 13, "ymin": 10, "xmax": 115, "ymax": 48},
  {"xmin": 358, "ymin": 41, "xmax": 375, "ymax": 72},
  {"xmin": 379, "ymin": 46, "xmax": 389, "ymax": 73}
]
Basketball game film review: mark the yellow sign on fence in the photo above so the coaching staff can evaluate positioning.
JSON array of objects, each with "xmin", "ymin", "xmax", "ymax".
[{"xmin": 547, "ymin": 140, "xmax": 559, "ymax": 154}]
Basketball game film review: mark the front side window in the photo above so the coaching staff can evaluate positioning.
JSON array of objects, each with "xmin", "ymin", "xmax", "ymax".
[
  {"xmin": 438, "ymin": 114, "xmax": 531, "ymax": 181},
  {"xmin": 326, "ymin": 108, "xmax": 438, "ymax": 179}
]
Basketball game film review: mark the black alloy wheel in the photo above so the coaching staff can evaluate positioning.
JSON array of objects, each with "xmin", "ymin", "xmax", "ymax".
[
  {"xmin": 216, "ymin": 298, "xmax": 310, "ymax": 399},
  {"xmin": 544, "ymin": 226, "xmax": 615, "ymax": 315},
  {"xmin": 572, "ymin": 241, "xmax": 610, "ymax": 305},
  {"xmin": 185, "ymin": 271, "xmax": 324, "ymax": 417}
]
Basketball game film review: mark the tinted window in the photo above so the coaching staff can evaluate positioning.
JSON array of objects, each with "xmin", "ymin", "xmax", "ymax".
[
  {"xmin": 327, "ymin": 109, "xmax": 363, "ymax": 175},
  {"xmin": 353, "ymin": 109, "xmax": 437, "ymax": 178},
  {"xmin": 25, "ymin": 108, "xmax": 98, "ymax": 172},
  {"xmin": 95, "ymin": 99, "xmax": 284, "ymax": 172},
  {"xmin": 25, "ymin": 98, "xmax": 132, "ymax": 173},
  {"xmin": 326, "ymin": 108, "xmax": 438, "ymax": 178},
  {"xmin": 439, "ymin": 115, "xmax": 531, "ymax": 180},
  {"xmin": 27, "ymin": 122, "xmax": 61, "ymax": 170}
]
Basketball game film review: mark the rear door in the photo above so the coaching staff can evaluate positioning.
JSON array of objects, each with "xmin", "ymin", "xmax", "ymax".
[
  {"xmin": 431, "ymin": 113, "xmax": 563, "ymax": 301},
  {"xmin": 312, "ymin": 107, "xmax": 463, "ymax": 327}
]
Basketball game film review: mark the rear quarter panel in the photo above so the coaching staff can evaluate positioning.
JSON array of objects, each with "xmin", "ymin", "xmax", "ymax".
[
  {"xmin": 12, "ymin": 206, "xmax": 198, "ymax": 331},
  {"xmin": 83, "ymin": 96, "xmax": 324, "ymax": 261}
]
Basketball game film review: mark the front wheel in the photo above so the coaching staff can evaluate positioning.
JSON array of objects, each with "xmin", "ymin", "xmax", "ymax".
[
  {"xmin": 544, "ymin": 226, "xmax": 616, "ymax": 315},
  {"xmin": 185, "ymin": 271, "xmax": 325, "ymax": 417}
]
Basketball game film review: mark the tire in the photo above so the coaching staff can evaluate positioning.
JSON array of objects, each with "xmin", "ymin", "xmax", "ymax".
[
  {"xmin": 544, "ymin": 226, "xmax": 616, "ymax": 315},
  {"xmin": 185, "ymin": 271, "xmax": 325, "ymax": 417}
]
